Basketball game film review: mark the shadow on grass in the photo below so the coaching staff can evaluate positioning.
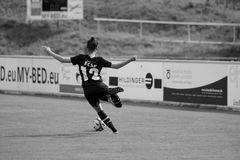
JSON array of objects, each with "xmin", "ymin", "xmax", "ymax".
[
  {"xmin": 0, "ymin": 19, "xmax": 64, "ymax": 47},
  {"xmin": 1, "ymin": 130, "xmax": 100, "ymax": 139}
]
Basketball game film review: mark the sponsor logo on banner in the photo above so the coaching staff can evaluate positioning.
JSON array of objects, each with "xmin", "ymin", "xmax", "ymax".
[
  {"xmin": 0, "ymin": 58, "xmax": 60, "ymax": 93},
  {"xmin": 165, "ymin": 69, "xmax": 193, "ymax": 85},
  {"xmin": 59, "ymin": 64, "xmax": 83, "ymax": 94},
  {"xmin": 164, "ymin": 77, "xmax": 227, "ymax": 105},
  {"xmin": 107, "ymin": 60, "xmax": 163, "ymax": 102},
  {"xmin": 163, "ymin": 63, "xmax": 228, "ymax": 105},
  {"xmin": 0, "ymin": 65, "xmax": 58, "ymax": 84},
  {"xmin": 109, "ymin": 72, "xmax": 162, "ymax": 90}
]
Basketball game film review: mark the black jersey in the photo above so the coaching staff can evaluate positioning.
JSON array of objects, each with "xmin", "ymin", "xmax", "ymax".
[{"xmin": 70, "ymin": 54, "xmax": 112, "ymax": 87}]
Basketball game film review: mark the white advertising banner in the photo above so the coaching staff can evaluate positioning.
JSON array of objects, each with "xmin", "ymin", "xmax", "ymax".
[
  {"xmin": 106, "ymin": 61, "xmax": 163, "ymax": 101},
  {"xmin": 26, "ymin": 0, "xmax": 83, "ymax": 21},
  {"xmin": 163, "ymin": 61, "xmax": 228, "ymax": 105},
  {"xmin": 59, "ymin": 63, "xmax": 83, "ymax": 94},
  {"xmin": 0, "ymin": 57, "xmax": 60, "ymax": 93},
  {"xmin": 1, "ymin": 56, "xmax": 240, "ymax": 109},
  {"xmin": 228, "ymin": 64, "xmax": 240, "ymax": 107}
]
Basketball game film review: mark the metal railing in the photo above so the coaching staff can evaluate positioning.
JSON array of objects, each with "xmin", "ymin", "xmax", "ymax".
[{"xmin": 95, "ymin": 17, "xmax": 240, "ymax": 45}]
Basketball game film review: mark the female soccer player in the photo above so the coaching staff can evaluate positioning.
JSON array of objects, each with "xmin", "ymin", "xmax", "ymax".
[{"xmin": 42, "ymin": 37, "xmax": 136, "ymax": 134}]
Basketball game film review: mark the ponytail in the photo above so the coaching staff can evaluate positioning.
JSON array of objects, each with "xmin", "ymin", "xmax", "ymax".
[{"xmin": 87, "ymin": 37, "xmax": 98, "ymax": 51}]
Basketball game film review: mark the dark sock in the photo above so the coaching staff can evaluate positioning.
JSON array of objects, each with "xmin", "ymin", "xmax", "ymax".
[{"xmin": 98, "ymin": 110, "xmax": 117, "ymax": 132}]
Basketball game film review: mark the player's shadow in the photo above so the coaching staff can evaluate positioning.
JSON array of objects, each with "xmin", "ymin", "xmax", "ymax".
[{"xmin": 3, "ymin": 130, "xmax": 100, "ymax": 139}]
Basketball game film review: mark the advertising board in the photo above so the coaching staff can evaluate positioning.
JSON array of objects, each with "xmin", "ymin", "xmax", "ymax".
[
  {"xmin": 26, "ymin": 0, "xmax": 83, "ymax": 21},
  {"xmin": 0, "ymin": 57, "xmax": 59, "ymax": 93},
  {"xmin": 1, "ymin": 56, "xmax": 240, "ymax": 109},
  {"xmin": 163, "ymin": 61, "xmax": 228, "ymax": 105},
  {"xmin": 106, "ymin": 61, "xmax": 163, "ymax": 101}
]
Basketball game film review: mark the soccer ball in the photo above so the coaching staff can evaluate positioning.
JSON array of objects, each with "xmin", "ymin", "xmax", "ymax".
[{"xmin": 93, "ymin": 117, "xmax": 105, "ymax": 131}]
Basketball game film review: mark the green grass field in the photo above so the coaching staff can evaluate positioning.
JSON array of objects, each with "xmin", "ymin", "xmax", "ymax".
[{"xmin": 0, "ymin": 93, "xmax": 240, "ymax": 160}]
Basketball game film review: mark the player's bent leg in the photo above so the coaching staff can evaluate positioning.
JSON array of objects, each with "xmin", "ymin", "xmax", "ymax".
[
  {"xmin": 109, "ymin": 94, "xmax": 122, "ymax": 108},
  {"xmin": 97, "ymin": 110, "xmax": 118, "ymax": 133},
  {"xmin": 91, "ymin": 103, "xmax": 103, "ymax": 113},
  {"xmin": 91, "ymin": 102, "xmax": 118, "ymax": 133},
  {"xmin": 108, "ymin": 87, "xmax": 124, "ymax": 108}
]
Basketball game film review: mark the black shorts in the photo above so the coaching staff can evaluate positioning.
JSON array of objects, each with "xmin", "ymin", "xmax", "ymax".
[{"xmin": 83, "ymin": 82, "xmax": 110, "ymax": 106}]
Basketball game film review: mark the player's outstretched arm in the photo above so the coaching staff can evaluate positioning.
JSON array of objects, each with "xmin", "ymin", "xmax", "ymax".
[
  {"xmin": 111, "ymin": 56, "xmax": 136, "ymax": 69},
  {"xmin": 42, "ymin": 46, "xmax": 71, "ymax": 63}
]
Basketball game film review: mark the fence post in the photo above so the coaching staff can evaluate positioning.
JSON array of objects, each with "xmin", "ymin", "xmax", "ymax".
[
  {"xmin": 97, "ymin": 20, "xmax": 100, "ymax": 35},
  {"xmin": 233, "ymin": 26, "xmax": 236, "ymax": 43},
  {"xmin": 78, "ymin": 20, "xmax": 81, "ymax": 32},
  {"xmin": 187, "ymin": 24, "xmax": 191, "ymax": 42},
  {"xmin": 139, "ymin": 22, "xmax": 143, "ymax": 38}
]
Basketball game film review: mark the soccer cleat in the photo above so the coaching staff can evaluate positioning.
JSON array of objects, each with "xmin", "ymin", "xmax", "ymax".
[
  {"xmin": 108, "ymin": 87, "xmax": 124, "ymax": 94},
  {"xmin": 110, "ymin": 94, "xmax": 122, "ymax": 108},
  {"xmin": 108, "ymin": 87, "xmax": 123, "ymax": 108},
  {"xmin": 113, "ymin": 131, "xmax": 119, "ymax": 134},
  {"xmin": 109, "ymin": 131, "xmax": 119, "ymax": 134}
]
